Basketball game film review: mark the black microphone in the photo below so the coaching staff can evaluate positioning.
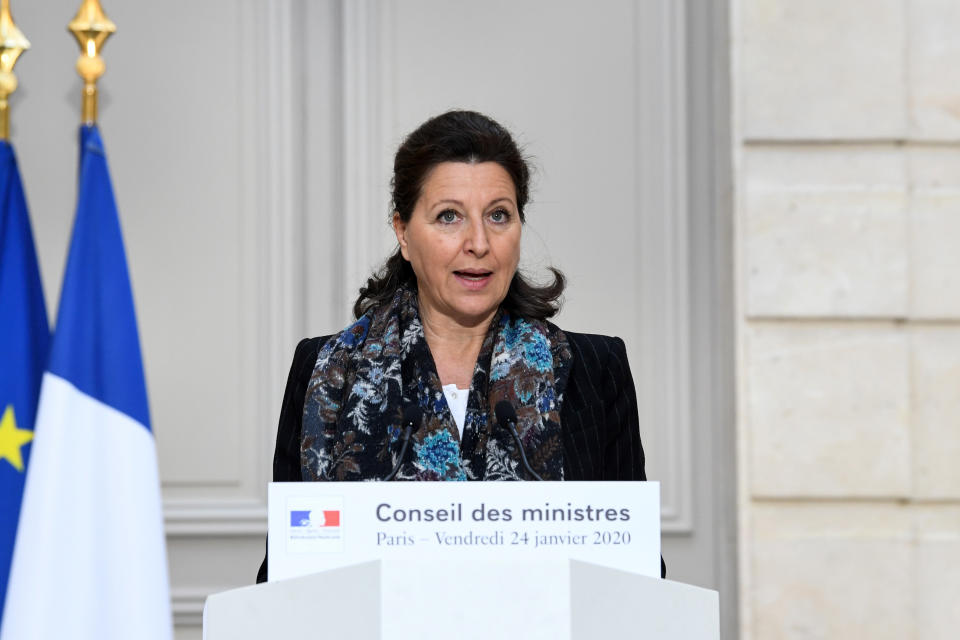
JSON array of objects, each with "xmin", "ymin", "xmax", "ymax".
[
  {"xmin": 384, "ymin": 405, "xmax": 422, "ymax": 481},
  {"xmin": 494, "ymin": 401, "xmax": 543, "ymax": 481}
]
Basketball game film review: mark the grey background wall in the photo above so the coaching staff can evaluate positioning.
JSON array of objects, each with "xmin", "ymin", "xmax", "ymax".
[{"xmin": 12, "ymin": 2, "xmax": 734, "ymax": 638}]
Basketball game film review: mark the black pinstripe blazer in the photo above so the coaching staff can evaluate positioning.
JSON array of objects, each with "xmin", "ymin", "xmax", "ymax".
[{"xmin": 256, "ymin": 330, "xmax": 665, "ymax": 581}]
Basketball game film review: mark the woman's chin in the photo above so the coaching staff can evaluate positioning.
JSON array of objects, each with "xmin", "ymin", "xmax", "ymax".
[{"xmin": 441, "ymin": 298, "xmax": 502, "ymax": 328}]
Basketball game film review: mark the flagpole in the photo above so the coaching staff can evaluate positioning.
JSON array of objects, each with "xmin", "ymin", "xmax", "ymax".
[
  {"xmin": 0, "ymin": 0, "xmax": 29, "ymax": 141},
  {"xmin": 68, "ymin": 0, "xmax": 115, "ymax": 126}
]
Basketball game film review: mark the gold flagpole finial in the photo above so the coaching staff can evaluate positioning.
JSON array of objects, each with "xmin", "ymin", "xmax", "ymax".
[
  {"xmin": 0, "ymin": 0, "xmax": 30, "ymax": 141},
  {"xmin": 68, "ymin": 0, "xmax": 116, "ymax": 125}
]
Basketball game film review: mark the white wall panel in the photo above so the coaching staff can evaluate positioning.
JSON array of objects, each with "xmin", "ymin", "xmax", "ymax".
[{"xmin": 339, "ymin": 0, "xmax": 704, "ymax": 532}]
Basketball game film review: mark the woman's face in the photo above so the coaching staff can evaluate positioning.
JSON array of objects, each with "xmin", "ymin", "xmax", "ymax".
[{"xmin": 393, "ymin": 161, "xmax": 521, "ymax": 329}]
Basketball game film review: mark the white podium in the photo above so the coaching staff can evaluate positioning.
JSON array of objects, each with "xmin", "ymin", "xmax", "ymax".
[{"xmin": 203, "ymin": 558, "xmax": 719, "ymax": 639}]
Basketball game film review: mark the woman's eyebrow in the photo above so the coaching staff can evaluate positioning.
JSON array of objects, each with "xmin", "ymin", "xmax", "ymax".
[{"xmin": 431, "ymin": 196, "xmax": 516, "ymax": 208}]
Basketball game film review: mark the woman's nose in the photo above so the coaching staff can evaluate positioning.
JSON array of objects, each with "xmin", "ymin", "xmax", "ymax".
[{"xmin": 463, "ymin": 217, "xmax": 490, "ymax": 256}]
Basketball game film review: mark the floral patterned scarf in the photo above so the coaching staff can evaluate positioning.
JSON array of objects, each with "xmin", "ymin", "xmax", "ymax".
[{"xmin": 300, "ymin": 287, "xmax": 572, "ymax": 481}]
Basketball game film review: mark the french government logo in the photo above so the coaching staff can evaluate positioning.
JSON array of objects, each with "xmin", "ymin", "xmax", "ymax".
[{"xmin": 286, "ymin": 496, "xmax": 344, "ymax": 554}]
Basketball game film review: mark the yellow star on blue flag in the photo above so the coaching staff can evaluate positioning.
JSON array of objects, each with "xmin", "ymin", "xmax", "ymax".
[{"xmin": 0, "ymin": 406, "xmax": 33, "ymax": 473}]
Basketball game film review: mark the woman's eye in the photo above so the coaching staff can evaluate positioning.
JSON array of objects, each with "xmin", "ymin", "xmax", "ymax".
[
  {"xmin": 489, "ymin": 208, "xmax": 510, "ymax": 223},
  {"xmin": 438, "ymin": 210, "xmax": 458, "ymax": 224}
]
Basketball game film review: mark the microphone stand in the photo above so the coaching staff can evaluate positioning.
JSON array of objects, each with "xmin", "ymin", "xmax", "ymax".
[
  {"xmin": 495, "ymin": 401, "xmax": 544, "ymax": 481},
  {"xmin": 384, "ymin": 407, "xmax": 421, "ymax": 481}
]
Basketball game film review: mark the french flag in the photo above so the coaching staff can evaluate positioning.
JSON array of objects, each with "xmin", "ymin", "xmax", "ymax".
[{"xmin": 0, "ymin": 126, "xmax": 172, "ymax": 639}]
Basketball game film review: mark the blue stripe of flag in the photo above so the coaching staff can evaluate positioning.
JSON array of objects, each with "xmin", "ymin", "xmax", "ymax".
[{"xmin": 46, "ymin": 126, "xmax": 150, "ymax": 430}]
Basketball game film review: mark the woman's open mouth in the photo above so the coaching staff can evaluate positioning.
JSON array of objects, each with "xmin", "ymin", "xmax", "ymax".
[{"xmin": 454, "ymin": 270, "xmax": 493, "ymax": 289}]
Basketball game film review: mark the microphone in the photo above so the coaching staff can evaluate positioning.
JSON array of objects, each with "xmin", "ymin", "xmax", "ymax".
[
  {"xmin": 494, "ymin": 401, "xmax": 543, "ymax": 481},
  {"xmin": 384, "ymin": 405, "xmax": 422, "ymax": 481}
]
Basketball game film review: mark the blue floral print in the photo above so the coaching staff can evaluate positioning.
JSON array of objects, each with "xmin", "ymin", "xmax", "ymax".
[
  {"xmin": 299, "ymin": 287, "xmax": 572, "ymax": 482},
  {"xmin": 416, "ymin": 431, "xmax": 462, "ymax": 475}
]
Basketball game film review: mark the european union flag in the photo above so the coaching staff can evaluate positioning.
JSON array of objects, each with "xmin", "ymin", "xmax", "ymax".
[{"xmin": 0, "ymin": 141, "xmax": 49, "ymax": 623}]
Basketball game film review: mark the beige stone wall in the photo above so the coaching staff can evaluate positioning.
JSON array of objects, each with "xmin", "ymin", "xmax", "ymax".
[{"xmin": 733, "ymin": 1, "xmax": 960, "ymax": 638}]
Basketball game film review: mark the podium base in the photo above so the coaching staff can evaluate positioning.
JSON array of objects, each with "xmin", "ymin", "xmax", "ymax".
[{"xmin": 204, "ymin": 559, "xmax": 718, "ymax": 639}]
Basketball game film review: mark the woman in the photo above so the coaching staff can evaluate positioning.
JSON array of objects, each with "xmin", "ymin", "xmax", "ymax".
[{"xmin": 257, "ymin": 110, "xmax": 659, "ymax": 581}]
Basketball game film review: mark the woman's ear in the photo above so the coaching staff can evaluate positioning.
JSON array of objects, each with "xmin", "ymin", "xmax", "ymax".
[{"xmin": 392, "ymin": 212, "xmax": 409, "ymax": 260}]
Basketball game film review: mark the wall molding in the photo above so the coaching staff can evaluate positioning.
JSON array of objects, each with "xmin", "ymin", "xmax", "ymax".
[
  {"xmin": 686, "ymin": 0, "xmax": 738, "ymax": 635},
  {"xmin": 340, "ymin": 0, "xmax": 395, "ymax": 323},
  {"xmin": 253, "ymin": 0, "xmax": 306, "ymax": 489},
  {"xmin": 163, "ymin": 0, "xmax": 302, "ymax": 541},
  {"xmin": 636, "ymin": 0, "xmax": 695, "ymax": 534},
  {"xmin": 171, "ymin": 588, "xmax": 207, "ymax": 628},
  {"xmin": 164, "ymin": 499, "xmax": 266, "ymax": 537}
]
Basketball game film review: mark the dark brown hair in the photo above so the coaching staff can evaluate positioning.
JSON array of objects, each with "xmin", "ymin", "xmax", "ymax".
[{"xmin": 353, "ymin": 110, "xmax": 565, "ymax": 320}]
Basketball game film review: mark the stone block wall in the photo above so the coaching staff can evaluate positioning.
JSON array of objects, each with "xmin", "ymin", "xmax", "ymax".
[{"xmin": 734, "ymin": 1, "xmax": 960, "ymax": 637}]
